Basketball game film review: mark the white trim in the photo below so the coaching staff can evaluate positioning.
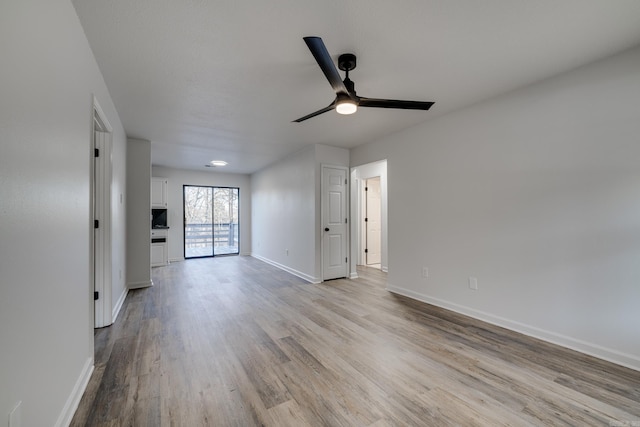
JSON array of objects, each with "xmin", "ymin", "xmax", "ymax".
[
  {"xmin": 128, "ymin": 280, "xmax": 153, "ymax": 289},
  {"xmin": 169, "ymin": 257, "xmax": 185, "ymax": 263},
  {"xmin": 92, "ymin": 95, "xmax": 113, "ymax": 132},
  {"xmin": 54, "ymin": 357, "xmax": 94, "ymax": 427},
  {"xmin": 360, "ymin": 178, "xmax": 367, "ymax": 265},
  {"xmin": 386, "ymin": 284, "xmax": 640, "ymax": 372},
  {"xmin": 92, "ymin": 95, "xmax": 114, "ymax": 329},
  {"xmin": 251, "ymin": 254, "xmax": 321, "ymax": 284},
  {"xmin": 349, "ymin": 171, "xmax": 359, "ymax": 278},
  {"xmin": 93, "ymin": 130, "xmax": 113, "ymax": 328},
  {"xmin": 112, "ymin": 288, "xmax": 128, "ymax": 322}
]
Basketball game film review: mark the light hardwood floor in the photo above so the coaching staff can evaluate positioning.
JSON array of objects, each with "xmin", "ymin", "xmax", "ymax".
[{"xmin": 71, "ymin": 256, "xmax": 640, "ymax": 426}]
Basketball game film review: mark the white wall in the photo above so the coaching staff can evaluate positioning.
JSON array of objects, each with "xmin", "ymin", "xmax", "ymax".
[
  {"xmin": 0, "ymin": 0, "xmax": 127, "ymax": 425},
  {"xmin": 351, "ymin": 46, "xmax": 640, "ymax": 370},
  {"xmin": 127, "ymin": 138, "xmax": 152, "ymax": 288},
  {"xmin": 151, "ymin": 166, "xmax": 251, "ymax": 260},
  {"xmin": 251, "ymin": 144, "xmax": 349, "ymax": 283},
  {"xmin": 110, "ymin": 118, "xmax": 128, "ymax": 317},
  {"xmin": 251, "ymin": 146, "xmax": 318, "ymax": 281}
]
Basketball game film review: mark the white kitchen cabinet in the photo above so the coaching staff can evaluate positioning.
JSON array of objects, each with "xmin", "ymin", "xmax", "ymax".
[
  {"xmin": 151, "ymin": 177, "xmax": 168, "ymax": 208},
  {"xmin": 151, "ymin": 242, "xmax": 167, "ymax": 267},
  {"xmin": 151, "ymin": 228, "xmax": 168, "ymax": 267}
]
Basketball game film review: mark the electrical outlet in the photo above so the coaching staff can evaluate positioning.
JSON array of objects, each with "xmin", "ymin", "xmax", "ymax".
[
  {"xmin": 469, "ymin": 277, "xmax": 478, "ymax": 290},
  {"xmin": 421, "ymin": 267, "xmax": 429, "ymax": 278}
]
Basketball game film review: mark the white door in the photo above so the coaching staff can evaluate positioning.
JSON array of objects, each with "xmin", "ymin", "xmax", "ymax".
[
  {"xmin": 365, "ymin": 177, "xmax": 382, "ymax": 265},
  {"xmin": 322, "ymin": 166, "xmax": 348, "ymax": 280}
]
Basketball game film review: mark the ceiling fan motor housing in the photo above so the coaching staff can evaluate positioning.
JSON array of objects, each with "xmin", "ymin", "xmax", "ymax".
[{"xmin": 338, "ymin": 53, "xmax": 357, "ymax": 72}]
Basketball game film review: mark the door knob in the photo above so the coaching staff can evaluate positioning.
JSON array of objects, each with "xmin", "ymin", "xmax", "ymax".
[{"xmin": 324, "ymin": 227, "xmax": 330, "ymax": 232}]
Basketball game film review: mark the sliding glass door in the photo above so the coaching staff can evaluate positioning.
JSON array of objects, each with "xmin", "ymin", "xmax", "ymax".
[{"xmin": 183, "ymin": 185, "xmax": 239, "ymax": 258}]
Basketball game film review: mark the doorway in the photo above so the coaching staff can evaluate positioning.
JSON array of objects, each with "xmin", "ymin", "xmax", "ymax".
[
  {"xmin": 183, "ymin": 185, "xmax": 239, "ymax": 258},
  {"xmin": 365, "ymin": 177, "xmax": 382, "ymax": 268},
  {"xmin": 349, "ymin": 160, "xmax": 388, "ymax": 278}
]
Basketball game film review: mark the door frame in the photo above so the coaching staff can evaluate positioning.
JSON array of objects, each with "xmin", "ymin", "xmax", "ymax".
[
  {"xmin": 91, "ymin": 95, "xmax": 113, "ymax": 328},
  {"xmin": 183, "ymin": 185, "xmax": 240, "ymax": 259},
  {"xmin": 350, "ymin": 160, "xmax": 388, "ymax": 278},
  {"xmin": 320, "ymin": 164, "xmax": 349, "ymax": 281},
  {"xmin": 364, "ymin": 176, "xmax": 382, "ymax": 266}
]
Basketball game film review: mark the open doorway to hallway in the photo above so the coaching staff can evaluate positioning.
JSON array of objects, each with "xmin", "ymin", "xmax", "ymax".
[
  {"xmin": 350, "ymin": 160, "xmax": 388, "ymax": 278},
  {"xmin": 364, "ymin": 177, "xmax": 382, "ymax": 269}
]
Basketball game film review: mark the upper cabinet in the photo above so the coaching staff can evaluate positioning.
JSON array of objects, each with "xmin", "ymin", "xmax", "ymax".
[{"xmin": 151, "ymin": 177, "xmax": 168, "ymax": 208}]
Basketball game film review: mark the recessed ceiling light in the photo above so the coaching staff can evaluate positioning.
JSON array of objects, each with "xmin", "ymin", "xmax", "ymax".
[{"xmin": 209, "ymin": 160, "xmax": 228, "ymax": 167}]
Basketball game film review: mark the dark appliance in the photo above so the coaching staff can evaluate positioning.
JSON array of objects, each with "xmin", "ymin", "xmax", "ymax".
[{"xmin": 152, "ymin": 209, "xmax": 168, "ymax": 228}]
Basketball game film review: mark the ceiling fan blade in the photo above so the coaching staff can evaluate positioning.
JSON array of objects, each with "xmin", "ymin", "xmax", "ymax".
[
  {"xmin": 303, "ymin": 37, "xmax": 348, "ymax": 95},
  {"xmin": 359, "ymin": 97, "xmax": 434, "ymax": 110},
  {"xmin": 292, "ymin": 103, "xmax": 335, "ymax": 123}
]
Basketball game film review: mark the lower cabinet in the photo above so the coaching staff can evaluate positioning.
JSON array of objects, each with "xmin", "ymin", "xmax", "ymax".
[
  {"xmin": 151, "ymin": 242, "xmax": 167, "ymax": 267},
  {"xmin": 151, "ymin": 229, "xmax": 169, "ymax": 267}
]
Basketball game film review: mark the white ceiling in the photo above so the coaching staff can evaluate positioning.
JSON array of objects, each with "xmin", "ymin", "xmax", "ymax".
[{"xmin": 72, "ymin": 0, "xmax": 640, "ymax": 174}]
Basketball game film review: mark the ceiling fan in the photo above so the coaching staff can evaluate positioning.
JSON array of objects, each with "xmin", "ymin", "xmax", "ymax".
[{"xmin": 293, "ymin": 36, "xmax": 435, "ymax": 123}]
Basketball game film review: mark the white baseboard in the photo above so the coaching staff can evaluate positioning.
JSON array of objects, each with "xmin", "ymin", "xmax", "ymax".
[
  {"xmin": 350, "ymin": 272, "xmax": 359, "ymax": 279},
  {"xmin": 386, "ymin": 284, "xmax": 640, "ymax": 372},
  {"xmin": 55, "ymin": 357, "xmax": 94, "ymax": 427},
  {"xmin": 127, "ymin": 280, "xmax": 153, "ymax": 289},
  {"xmin": 251, "ymin": 253, "xmax": 321, "ymax": 284},
  {"xmin": 112, "ymin": 288, "xmax": 128, "ymax": 322},
  {"xmin": 381, "ymin": 266, "xmax": 389, "ymax": 273}
]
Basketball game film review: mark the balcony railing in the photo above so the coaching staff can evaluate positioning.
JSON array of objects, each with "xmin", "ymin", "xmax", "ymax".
[{"xmin": 185, "ymin": 223, "xmax": 238, "ymax": 256}]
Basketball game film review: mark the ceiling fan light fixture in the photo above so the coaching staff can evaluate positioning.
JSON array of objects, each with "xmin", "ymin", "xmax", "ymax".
[
  {"xmin": 336, "ymin": 97, "xmax": 357, "ymax": 115},
  {"xmin": 293, "ymin": 37, "xmax": 434, "ymax": 123}
]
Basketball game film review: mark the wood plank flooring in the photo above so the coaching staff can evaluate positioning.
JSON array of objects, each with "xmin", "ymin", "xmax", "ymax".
[{"xmin": 71, "ymin": 256, "xmax": 640, "ymax": 426}]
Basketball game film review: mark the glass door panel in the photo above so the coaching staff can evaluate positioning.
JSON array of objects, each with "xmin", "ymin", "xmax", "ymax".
[
  {"xmin": 184, "ymin": 186, "xmax": 213, "ymax": 258},
  {"xmin": 213, "ymin": 187, "xmax": 239, "ymax": 255}
]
